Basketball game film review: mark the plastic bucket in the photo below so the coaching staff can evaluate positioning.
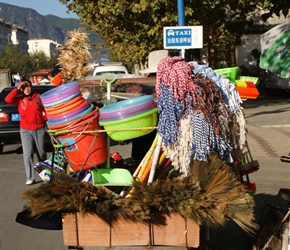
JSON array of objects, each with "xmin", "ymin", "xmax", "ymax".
[
  {"xmin": 47, "ymin": 107, "xmax": 99, "ymax": 131},
  {"xmin": 46, "ymin": 101, "xmax": 90, "ymax": 121},
  {"xmin": 44, "ymin": 95, "xmax": 84, "ymax": 114},
  {"xmin": 99, "ymin": 103, "xmax": 157, "ymax": 121},
  {"xmin": 99, "ymin": 107, "xmax": 158, "ymax": 141},
  {"xmin": 99, "ymin": 95, "xmax": 154, "ymax": 112},
  {"xmin": 55, "ymin": 116, "xmax": 107, "ymax": 171},
  {"xmin": 41, "ymin": 81, "xmax": 79, "ymax": 100},
  {"xmin": 99, "ymin": 98, "xmax": 154, "ymax": 115},
  {"xmin": 47, "ymin": 104, "xmax": 94, "ymax": 127},
  {"xmin": 99, "ymin": 100, "xmax": 155, "ymax": 117},
  {"xmin": 41, "ymin": 87, "xmax": 80, "ymax": 104},
  {"xmin": 43, "ymin": 91, "xmax": 81, "ymax": 108}
]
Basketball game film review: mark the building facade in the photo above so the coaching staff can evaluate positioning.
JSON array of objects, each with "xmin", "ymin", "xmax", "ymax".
[
  {"xmin": 0, "ymin": 18, "xmax": 28, "ymax": 52},
  {"xmin": 27, "ymin": 39, "xmax": 61, "ymax": 58},
  {"xmin": 235, "ymin": 13, "xmax": 290, "ymax": 68}
]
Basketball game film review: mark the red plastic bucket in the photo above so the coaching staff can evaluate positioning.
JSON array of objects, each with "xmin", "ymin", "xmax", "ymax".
[{"xmin": 55, "ymin": 116, "xmax": 107, "ymax": 171}]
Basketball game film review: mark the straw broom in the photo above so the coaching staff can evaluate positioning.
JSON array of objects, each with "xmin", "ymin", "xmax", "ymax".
[{"xmin": 21, "ymin": 152, "xmax": 258, "ymax": 234}]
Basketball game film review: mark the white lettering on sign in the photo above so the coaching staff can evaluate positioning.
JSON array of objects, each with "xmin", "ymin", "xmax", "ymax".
[
  {"xmin": 167, "ymin": 30, "xmax": 191, "ymax": 36},
  {"xmin": 164, "ymin": 26, "xmax": 203, "ymax": 49}
]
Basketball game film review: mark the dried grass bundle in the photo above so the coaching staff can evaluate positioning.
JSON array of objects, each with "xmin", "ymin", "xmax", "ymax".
[
  {"xmin": 21, "ymin": 153, "xmax": 257, "ymax": 234},
  {"xmin": 56, "ymin": 28, "xmax": 92, "ymax": 82}
]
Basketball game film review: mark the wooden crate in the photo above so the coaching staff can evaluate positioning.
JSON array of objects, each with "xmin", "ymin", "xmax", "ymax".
[{"xmin": 62, "ymin": 212, "xmax": 199, "ymax": 249}]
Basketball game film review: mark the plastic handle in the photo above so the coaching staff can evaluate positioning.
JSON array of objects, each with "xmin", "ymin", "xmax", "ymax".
[
  {"xmin": 55, "ymin": 130, "xmax": 71, "ymax": 136},
  {"xmin": 101, "ymin": 73, "xmax": 117, "ymax": 101}
]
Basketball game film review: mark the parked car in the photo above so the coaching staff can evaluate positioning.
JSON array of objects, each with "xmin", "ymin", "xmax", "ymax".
[
  {"xmin": 0, "ymin": 84, "xmax": 56, "ymax": 152},
  {"xmin": 30, "ymin": 69, "xmax": 53, "ymax": 84},
  {"xmin": 92, "ymin": 62, "xmax": 130, "ymax": 76}
]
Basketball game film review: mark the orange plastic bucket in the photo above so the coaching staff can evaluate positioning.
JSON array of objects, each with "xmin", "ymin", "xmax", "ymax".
[
  {"xmin": 56, "ymin": 116, "xmax": 107, "ymax": 171},
  {"xmin": 47, "ymin": 107, "xmax": 99, "ymax": 131},
  {"xmin": 46, "ymin": 97, "xmax": 87, "ymax": 117},
  {"xmin": 46, "ymin": 100, "xmax": 89, "ymax": 120},
  {"xmin": 44, "ymin": 95, "xmax": 84, "ymax": 112}
]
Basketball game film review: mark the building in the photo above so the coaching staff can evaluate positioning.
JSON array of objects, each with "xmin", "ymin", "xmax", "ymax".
[
  {"xmin": 235, "ymin": 12, "xmax": 290, "ymax": 68},
  {"xmin": 0, "ymin": 18, "xmax": 28, "ymax": 52},
  {"xmin": 27, "ymin": 39, "xmax": 61, "ymax": 58},
  {"xmin": 0, "ymin": 19, "xmax": 61, "ymax": 59}
]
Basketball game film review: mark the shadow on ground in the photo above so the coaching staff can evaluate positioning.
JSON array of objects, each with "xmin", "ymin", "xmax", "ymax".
[
  {"xmin": 208, "ymin": 191, "xmax": 287, "ymax": 250},
  {"xmin": 242, "ymin": 88, "xmax": 290, "ymax": 110}
]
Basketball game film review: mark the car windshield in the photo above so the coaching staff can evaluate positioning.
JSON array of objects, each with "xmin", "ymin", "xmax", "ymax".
[{"xmin": 95, "ymin": 71, "xmax": 127, "ymax": 76}]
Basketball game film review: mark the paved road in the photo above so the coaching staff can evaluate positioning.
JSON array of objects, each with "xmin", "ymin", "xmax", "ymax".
[{"xmin": 0, "ymin": 93, "xmax": 289, "ymax": 250}]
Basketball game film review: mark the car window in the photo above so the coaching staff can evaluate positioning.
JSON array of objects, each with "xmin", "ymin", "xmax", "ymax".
[
  {"xmin": 0, "ymin": 88, "xmax": 13, "ymax": 103},
  {"xmin": 95, "ymin": 71, "xmax": 127, "ymax": 76},
  {"xmin": 0, "ymin": 86, "xmax": 55, "ymax": 103}
]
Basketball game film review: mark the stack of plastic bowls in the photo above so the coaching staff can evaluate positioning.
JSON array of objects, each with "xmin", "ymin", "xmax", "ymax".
[
  {"xmin": 99, "ymin": 95, "xmax": 156, "ymax": 121},
  {"xmin": 99, "ymin": 95, "xmax": 158, "ymax": 141},
  {"xmin": 40, "ymin": 81, "xmax": 107, "ymax": 171}
]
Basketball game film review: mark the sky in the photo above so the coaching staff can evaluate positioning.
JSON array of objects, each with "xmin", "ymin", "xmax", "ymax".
[{"xmin": 0, "ymin": 0, "xmax": 78, "ymax": 18}]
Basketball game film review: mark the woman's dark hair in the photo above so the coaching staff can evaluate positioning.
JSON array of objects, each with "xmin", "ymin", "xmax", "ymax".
[{"xmin": 21, "ymin": 77, "xmax": 32, "ymax": 86}]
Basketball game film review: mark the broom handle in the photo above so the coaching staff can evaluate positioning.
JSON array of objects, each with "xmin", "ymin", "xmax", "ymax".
[
  {"xmin": 133, "ymin": 134, "xmax": 158, "ymax": 178},
  {"xmin": 147, "ymin": 135, "xmax": 162, "ymax": 184}
]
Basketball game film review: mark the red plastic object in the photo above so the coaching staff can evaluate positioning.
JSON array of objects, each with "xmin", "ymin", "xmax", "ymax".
[
  {"xmin": 56, "ymin": 116, "xmax": 107, "ymax": 171},
  {"xmin": 245, "ymin": 81, "xmax": 256, "ymax": 88},
  {"xmin": 235, "ymin": 86, "xmax": 259, "ymax": 99}
]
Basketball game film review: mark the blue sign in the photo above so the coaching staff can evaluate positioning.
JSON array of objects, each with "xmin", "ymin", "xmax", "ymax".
[{"xmin": 163, "ymin": 26, "xmax": 203, "ymax": 49}]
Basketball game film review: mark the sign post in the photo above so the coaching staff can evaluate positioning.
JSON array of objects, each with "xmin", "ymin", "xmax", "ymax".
[
  {"xmin": 163, "ymin": 26, "xmax": 203, "ymax": 58},
  {"xmin": 177, "ymin": 0, "xmax": 185, "ymax": 58}
]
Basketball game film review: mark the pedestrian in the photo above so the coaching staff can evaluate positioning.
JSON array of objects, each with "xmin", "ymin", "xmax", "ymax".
[{"xmin": 4, "ymin": 78, "xmax": 47, "ymax": 185}]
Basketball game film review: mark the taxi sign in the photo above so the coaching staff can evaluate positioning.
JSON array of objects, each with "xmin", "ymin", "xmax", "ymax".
[{"xmin": 163, "ymin": 26, "xmax": 203, "ymax": 49}]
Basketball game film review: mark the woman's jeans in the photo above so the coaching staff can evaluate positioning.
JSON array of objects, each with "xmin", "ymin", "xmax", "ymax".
[{"xmin": 20, "ymin": 127, "xmax": 47, "ymax": 181}]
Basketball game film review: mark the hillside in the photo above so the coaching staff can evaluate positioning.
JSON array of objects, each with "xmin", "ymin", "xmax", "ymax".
[{"xmin": 0, "ymin": 2, "xmax": 102, "ymax": 46}]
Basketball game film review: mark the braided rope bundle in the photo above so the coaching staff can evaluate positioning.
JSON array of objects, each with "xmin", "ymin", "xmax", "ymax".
[
  {"xmin": 156, "ymin": 57, "xmax": 238, "ymax": 173},
  {"xmin": 189, "ymin": 61, "xmax": 242, "ymax": 114}
]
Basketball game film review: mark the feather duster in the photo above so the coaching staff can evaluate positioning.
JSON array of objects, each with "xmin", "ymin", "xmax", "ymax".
[
  {"xmin": 21, "ymin": 153, "xmax": 257, "ymax": 234},
  {"xmin": 56, "ymin": 28, "xmax": 92, "ymax": 82}
]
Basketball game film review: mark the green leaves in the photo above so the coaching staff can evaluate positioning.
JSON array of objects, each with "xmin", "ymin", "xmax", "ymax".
[
  {"xmin": 0, "ymin": 44, "xmax": 57, "ymax": 76},
  {"xmin": 58, "ymin": 0, "xmax": 289, "ymax": 70}
]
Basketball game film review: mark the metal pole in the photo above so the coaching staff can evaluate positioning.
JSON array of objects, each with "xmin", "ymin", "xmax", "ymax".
[
  {"xmin": 177, "ymin": 0, "xmax": 185, "ymax": 58},
  {"xmin": 177, "ymin": 0, "xmax": 185, "ymax": 26}
]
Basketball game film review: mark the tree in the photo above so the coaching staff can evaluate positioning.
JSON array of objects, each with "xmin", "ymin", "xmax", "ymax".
[
  {"xmin": 59, "ymin": 0, "xmax": 290, "ymax": 70},
  {"xmin": 0, "ymin": 44, "xmax": 32, "ymax": 76},
  {"xmin": 0, "ymin": 44, "xmax": 58, "ymax": 77}
]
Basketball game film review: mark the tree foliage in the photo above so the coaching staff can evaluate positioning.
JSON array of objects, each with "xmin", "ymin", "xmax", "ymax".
[
  {"xmin": 0, "ymin": 44, "xmax": 58, "ymax": 77},
  {"xmin": 59, "ymin": 0, "xmax": 290, "ymax": 69}
]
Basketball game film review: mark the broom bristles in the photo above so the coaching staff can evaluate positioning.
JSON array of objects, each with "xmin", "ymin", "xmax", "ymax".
[{"xmin": 21, "ymin": 153, "xmax": 258, "ymax": 234}]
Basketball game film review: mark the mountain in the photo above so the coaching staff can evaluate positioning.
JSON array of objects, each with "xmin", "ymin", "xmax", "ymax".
[{"xmin": 0, "ymin": 2, "xmax": 101, "ymax": 46}]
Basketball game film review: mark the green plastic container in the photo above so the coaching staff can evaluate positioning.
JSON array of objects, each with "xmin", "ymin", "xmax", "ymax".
[
  {"xmin": 99, "ymin": 107, "xmax": 158, "ymax": 141},
  {"xmin": 214, "ymin": 67, "xmax": 239, "ymax": 82}
]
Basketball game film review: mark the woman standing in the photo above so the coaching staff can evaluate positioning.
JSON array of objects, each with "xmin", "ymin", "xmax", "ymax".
[{"xmin": 5, "ymin": 78, "xmax": 47, "ymax": 185}]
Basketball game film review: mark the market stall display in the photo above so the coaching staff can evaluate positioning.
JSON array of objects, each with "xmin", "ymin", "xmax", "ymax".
[{"xmin": 18, "ymin": 29, "xmax": 260, "ymax": 249}]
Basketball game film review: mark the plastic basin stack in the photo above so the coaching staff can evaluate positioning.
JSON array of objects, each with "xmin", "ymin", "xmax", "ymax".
[
  {"xmin": 99, "ymin": 95, "xmax": 158, "ymax": 141},
  {"xmin": 40, "ymin": 81, "xmax": 107, "ymax": 171}
]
